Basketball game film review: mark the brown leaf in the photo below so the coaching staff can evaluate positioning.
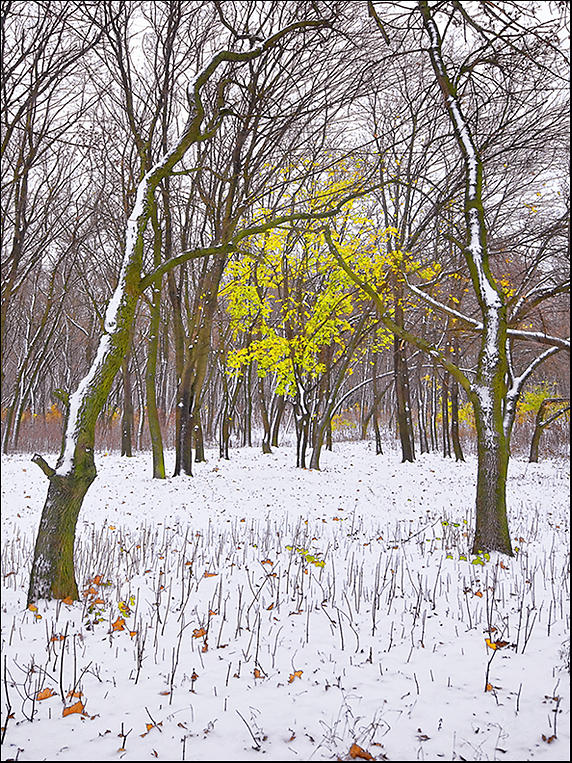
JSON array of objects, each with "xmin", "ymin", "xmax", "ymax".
[
  {"xmin": 111, "ymin": 617, "xmax": 125, "ymax": 632},
  {"xmin": 37, "ymin": 687, "xmax": 55, "ymax": 701},
  {"xmin": 349, "ymin": 742, "xmax": 375, "ymax": 760},
  {"xmin": 62, "ymin": 700, "xmax": 86, "ymax": 717},
  {"xmin": 542, "ymin": 734, "xmax": 556, "ymax": 743}
]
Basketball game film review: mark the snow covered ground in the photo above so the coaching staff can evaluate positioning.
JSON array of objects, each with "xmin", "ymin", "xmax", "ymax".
[{"xmin": 1, "ymin": 441, "xmax": 569, "ymax": 761}]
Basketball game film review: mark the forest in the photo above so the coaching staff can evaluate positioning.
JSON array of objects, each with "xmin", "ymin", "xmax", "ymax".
[{"xmin": 1, "ymin": 1, "xmax": 570, "ymax": 761}]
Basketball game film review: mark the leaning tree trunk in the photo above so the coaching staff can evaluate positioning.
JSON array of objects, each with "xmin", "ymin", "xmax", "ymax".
[{"xmin": 27, "ymin": 169, "xmax": 150, "ymax": 604}]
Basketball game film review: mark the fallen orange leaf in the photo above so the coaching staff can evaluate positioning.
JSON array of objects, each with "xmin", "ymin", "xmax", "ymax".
[
  {"xmin": 485, "ymin": 638, "xmax": 497, "ymax": 650},
  {"xmin": 349, "ymin": 742, "xmax": 375, "ymax": 760},
  {"xmin": 474, "ymin": 591, "xmax": 483, "ymax": 597},
  {"xmin": 288, "ymin": 670, "xmax": 303, "ymax": 683},
  {"xmin": 28, "ymin": 604, "xmax": 38, "ymax": 612},
  {"xmin": 192, "ymin": 627, "xmax": 206, "ymax": 639},
  {"xmin": 37, "ymin": 687, "xmax": 55, "ymax": 700},
  {"xmin": 203, "ymin": 571, "xmax": 217, "ymax": 578},
  {"xmin": 66, "ymin": 690, "xmax": 83, "ymax": 698},
  {"xmin": 254, "ymin": 669, "xmax": 263, "ymax": 679},
  {"xmin": 111, "ymin": 617, "xmax": 125, "ymax": 632},
  {"xmin": 485, "ymin": 683, "xmax": 494, "ymax": 692},
  {"xmin": 62, "ymin": 700, "xmax": 86, "ymax": 717},
  {"xmin": 61, "ymin": 596, "xmax": 74, "ymax": 605}
]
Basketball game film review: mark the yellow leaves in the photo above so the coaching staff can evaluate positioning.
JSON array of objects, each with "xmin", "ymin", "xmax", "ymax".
[
  {"xmin": 485, "ymin": 638, "xmax": 509, "ymax": 650},
  {"xmin": 288, "ymin": 670, "xmax": 303, "ymax": 683},
  {"xmin": 28, "ymin": 604, "xmax": 38, "ymax": 612}
]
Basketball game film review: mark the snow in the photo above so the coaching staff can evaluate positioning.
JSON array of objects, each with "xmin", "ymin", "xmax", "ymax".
[{"xmin": 1, "ymin": 441, "xmax": 569, "ymax": 761}]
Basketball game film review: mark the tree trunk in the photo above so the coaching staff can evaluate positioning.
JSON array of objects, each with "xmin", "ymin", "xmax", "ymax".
[
  {"xmin": 121, "ymin": 351, "xmax": 134, "ymax": 457},
  {"xmin": 394, "ymin": 335, "xmax": 415, "ymax": 462},
  {"xmin": 441, "ymin": 371, "xmax": 451, "ymax": 458},
  {"xmin": 450, "ymin": 375, "xmax": 464, "ymax": 462},
  {"xmin": 28, "ymin": 459, "xmax": 96, "ymax": 603},
  {"xmin": 193, "ymin": 408, "xmax": 206, "ymax": 462},
  {"xmin": 471, "ymin": 390, "xmax": 512, "ymax": 555},
  {"xmin": 257, "ymin": 375, "xmax": 272, "ymax": 454},
  {"xmin": 270, "ymin": 394, "xmax": 286, "ymax": 447}
]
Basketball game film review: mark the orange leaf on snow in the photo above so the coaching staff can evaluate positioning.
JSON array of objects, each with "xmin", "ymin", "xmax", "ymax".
[
  {"xmin": 66, "ymin": 690, "xmax": 83, "ymax": 698},
  {"xmin": 288, "ymin": 670, "xmax": 303, "ymax": 683},
  {"xmin": 203, "ymin": 571, "xmax": 217, "ymax": 578},
  {"xmin": 474, "ymin": 591, "xmax": 483, "ymax": 597},
  {"xmin": 254, "ymin": 669, "xmax": 263, "ymax": 679},
  {"xmin": 192, "ymin": 627, "xmax": 206, "ymax": 639},
  {"xmin": 261, "ymin": 559, "xmax": 273, "ymax": 565},
  {"xmin": 61, "ymin": 596, "xmax": 74, "ymax": 605},
  {"xmin": 349, "ymin": 742, "xmax": 375, "ymax": 760},
  {"xmin": 28, "ymin": 604, "xmax": 38, "ymax": 612},
  {"xmin": 485, "ymin": 638, "xmax": 497, "ymax": 650},
  {"xmin": 37, "ymin": 687, "xmax": 55, "ymax": 700},
  {"xmin": 62, "ymin": 700, "xmax": 86, "ymax": 717},
  {"xmin": 111, "ymin": 617, "xmax": 125, "ymax": 632},
  {"xmin": 485, "ymin": 683, "xmax": 494, "ymax": 692}
]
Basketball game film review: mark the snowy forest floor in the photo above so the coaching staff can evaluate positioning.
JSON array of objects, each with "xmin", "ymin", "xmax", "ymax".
[{"xmin": 1, "ymin": 440, "xmax": 569, "ymax": 762}]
